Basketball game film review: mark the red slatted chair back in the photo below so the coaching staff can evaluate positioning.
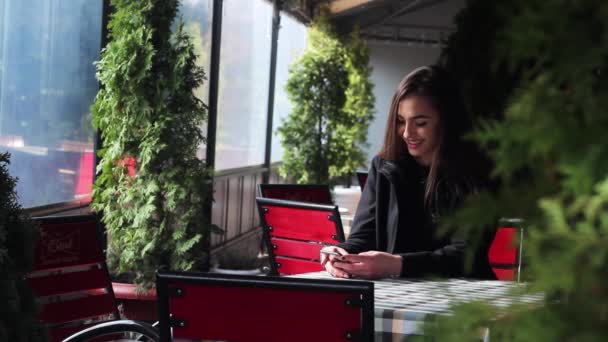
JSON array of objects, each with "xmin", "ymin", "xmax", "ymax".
[
  {"xmin": 488, "ymin": 218, "xmax": 524, "ymax": 281},
  {"xmin": 28, "ymin": 214, "xmax": 119, "ymax": 342},
  {"xmin": 356, "ymin": 171, "xmax": 368, "ymax": 191},
  {"xmin": 258, "ymin": 183, "xmax": 333, "ymax": 205},
  {"xmin": 256, "ymin": 197, "xmax": 345, "ymax": 275},
  {"xmin": 156, "ymin": 271, "xmax": 374, "ymax": 342}
]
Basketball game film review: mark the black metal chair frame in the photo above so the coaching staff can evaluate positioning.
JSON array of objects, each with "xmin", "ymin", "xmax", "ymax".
[{"xmin": 257, "ymin": 183, "xmax": 333, "ymax": 205}]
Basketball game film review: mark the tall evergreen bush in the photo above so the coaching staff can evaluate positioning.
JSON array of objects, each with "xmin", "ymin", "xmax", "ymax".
[
  {"xmin": 0, "ymin": 153, "xmax": 45, "ymax": 341},
  {"xmin": 278, "ymin": 16, "xmax": 348, "ymax": 185},
  {"xmin": 92, "ymin": 0, "xmax": 215, "ymax": 289},
  {"xmin": 429, "ymin": 0, "xmax": 608, "ymax": 340},
  {"xmin": 278, "ymin": 17, "xmax": 374, "ymax": 185},
  {"xmin": 337, "ymin": 25, "xmax": 375, "ymax": 185}
]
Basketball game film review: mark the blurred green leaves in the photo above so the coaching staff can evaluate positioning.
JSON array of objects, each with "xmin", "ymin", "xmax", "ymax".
[{"xmin": 434, "ymin": 0, "xmax": 608, "ymax": 340}]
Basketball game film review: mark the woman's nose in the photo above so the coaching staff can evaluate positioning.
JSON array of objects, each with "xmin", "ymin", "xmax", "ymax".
[{"xmin": 403, "ymin": 123, "xmax": 413, "ymax": 139}]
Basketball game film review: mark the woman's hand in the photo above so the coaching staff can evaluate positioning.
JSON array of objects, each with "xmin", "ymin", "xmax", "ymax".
[
  {"xmin": 332, "ymin": 251, "xmax": 402, "ymax": 279},
  {"xmin": 320, "ymin": 246, "xmax": 351, "ymax": 278}
]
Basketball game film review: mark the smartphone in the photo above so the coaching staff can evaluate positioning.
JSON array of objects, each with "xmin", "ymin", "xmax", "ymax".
[{"xmin": 320, "ymin": 250, "xmax": 342, "ymax": 257}]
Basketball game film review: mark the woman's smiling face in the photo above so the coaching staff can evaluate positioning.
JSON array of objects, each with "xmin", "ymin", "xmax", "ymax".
[{"xmin": 397, "ymin": 95, "xmax": 441, "ymax": 166}]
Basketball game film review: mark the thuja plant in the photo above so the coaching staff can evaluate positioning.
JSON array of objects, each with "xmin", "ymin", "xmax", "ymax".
[
  {"xmin": 428, "ymin": 0, "xmax": 608, "ymax": 340},
  {"xmin": 278, "ymin": 16, "xmax": 348, "ymax": 184},
  {"xmin": 334, "ymin": 25, "xmax": 375, "ymax": 186},
  {"xmin": 0, "ymin": 153, "xmax": 45, "ymax": 341},
  {"xmin": 278, "ymin": 16, "xmax": 373, "ymax": 185},
  {"xmin": 92, "ymin": 0, "xmax": 216, "ymax": 289}
]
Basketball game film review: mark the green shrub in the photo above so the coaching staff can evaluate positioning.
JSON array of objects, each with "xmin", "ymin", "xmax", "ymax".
[
  {"xmin": 92, "ymin": 0, "xmax": 216, "ymax": 289},
  {"xmin": 278, "ymin": 17, "xmax": 374, "ymax": 185}
]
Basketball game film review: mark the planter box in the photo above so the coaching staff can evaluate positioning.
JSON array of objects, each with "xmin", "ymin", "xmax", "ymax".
[
  {"xmin": 210, "ymin": 266, "xmax": 263, "ymax": 276},
  {"xmin": 333, "ymin": 185, "xmax": 362, "ymax": 215},
  {"xmin": 112, "ymin": 282, "xmax": 157, "ymax": 322}
]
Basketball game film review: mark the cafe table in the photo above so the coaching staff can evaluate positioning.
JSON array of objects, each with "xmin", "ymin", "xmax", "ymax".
[{"xmin": 291, "ymin": 271, "xmax": 543, "ymax": 342}]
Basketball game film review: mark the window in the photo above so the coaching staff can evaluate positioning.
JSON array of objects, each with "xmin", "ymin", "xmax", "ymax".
[
  {"xmin": 178, "ymin": 0, "xmax": 214, "ymax": 161},
  {"xmin": 0, "ymin": 0, "xmax": 103, "ymax": 208},
  {"xmin": 271, "ymin": 13, "xmax": 308, "ymax": 162},
  {"xmin": 215, "ymin": 0, "xmax": 273, "ymax": 170}
]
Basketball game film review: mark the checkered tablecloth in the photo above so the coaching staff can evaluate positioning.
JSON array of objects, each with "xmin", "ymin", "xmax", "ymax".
[{"xmin": 291, "ymin": 271, "xmax": 543, "ymax": 341}]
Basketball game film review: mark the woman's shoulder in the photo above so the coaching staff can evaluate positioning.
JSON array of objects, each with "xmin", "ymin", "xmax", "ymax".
[
  {"xmin": 372, "ymin": 154, "xmax": 418, "ymax": 168},
  {"xmin": 446, "ymin": 143, "xmax": 496, "ymax": 191},
  {"xmin": 373, "ymin": 153, "xmax": 425, "ymax": 176},
  {"xmin": 444, "ymin": 164, "xmax": 491, "ymax": 196},
  {"xmin": 370, "ymin": 154, "xmax": 390, "ymax": 173},
  {"xmin": 370, "ymin": 154, "xmax": 385, "ymax": 166},
  {"xmin": 372, "ymin": 154, "xmax": 400, "ymax": 174},
  {"xmin": 435, "ymin": 172, "xmax": 482, "ymax": 214}
]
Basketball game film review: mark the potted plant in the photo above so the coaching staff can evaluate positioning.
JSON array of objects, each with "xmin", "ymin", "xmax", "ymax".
[
  {"xmin": 333, "ymin": 24, "xmax": 375, "ymax": 213},
  {"xmin": 338, "ymin": 25, "xmax": 375, "ymax": 186},
  {"xmin": 277, "ymin": 16, "xmax": 374, "ymax": 188},
  {"xmin": 0, "ymin": 152, "xmax": 46, "ymax": 341},
  {"xmin": 91, "ymin": 0, "xmax": 217, "ymax": 319}
]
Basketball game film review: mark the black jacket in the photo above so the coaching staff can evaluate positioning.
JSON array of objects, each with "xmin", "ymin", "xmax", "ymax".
[{"xmin": 339, "ymin": 155, "xmax": 494, "ymax": 279}]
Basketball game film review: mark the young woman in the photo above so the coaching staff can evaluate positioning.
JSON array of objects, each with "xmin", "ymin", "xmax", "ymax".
[{"xmin": 321, "ymin": 65, "xmax": 493, "ymax": 279}]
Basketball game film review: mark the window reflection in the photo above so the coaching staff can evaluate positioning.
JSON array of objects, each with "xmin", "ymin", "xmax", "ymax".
[
  {"xmin": 271, "ymin": 13, "xmax": 308, "ymax": 162},
  {"xmin": 178, "ymin": 0, "xmax": 213, "ymax": 161},
  {"xmin": 0, "ymin": 0, "xmax": 102, "ymax": 207},
  {"xmin": 215, "ymin": 0, "xmax": 272, "ymax": 170}
]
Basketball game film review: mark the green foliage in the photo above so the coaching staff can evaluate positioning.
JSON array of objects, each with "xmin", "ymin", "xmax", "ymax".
[
  {"xmin": 432, "ymin": 0, "xmax": 608, "ymax": 340},
  {"xmin": 432, "ymin": 181, "xmax": 608, "ymax": 341},
  {"xmin": 278, "ymin": 16, "xmax": 347, "ymax": 184},
  {"xmin": 0, "ymin": 153, "xmax": 46, "ymax": 341},
  {"xmin": 91, "ymin": 0, "xmax": 213, "ymax": 289},
  {"xmin": 338, "ymin": 25, "xmax": 375, "ymax": 184},
  {"xmin": 278, "ymin": 17, "xmax": 374, "ymax": 185}
]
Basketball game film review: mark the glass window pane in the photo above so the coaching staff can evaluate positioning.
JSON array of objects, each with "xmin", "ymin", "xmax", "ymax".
[
  {"xmin": 271, "ymin": 13, "xmax": 307, "ymax": 162},
  {"xmin": 215, "ymin": 0, "xmax": 272, "ymax": 170},
  {"xmin": 0, "ymin": 0, "xmax": 102, "ymax": 208},
  {"xmin": 178, "ymin": 0, "xmax": 213, "ymax": 161}
]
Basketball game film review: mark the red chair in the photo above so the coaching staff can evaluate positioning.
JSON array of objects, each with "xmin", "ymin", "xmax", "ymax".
[
  {"xmin": 258, "ymin": 183, "xmax": 333, "ymax": 205},
  {"xmin": 356, "ymin": 171, "xmax": 368, "ymax": 191},
  {"xmin": 256, "ymin": 197, "xmax": 345, "ymax": 275},
  {"xmin": 28, "ymin": 214, "xmax": 157, "ymax": 342},
  {"xmin": 488, "ymin": 218, "xmax": 524, "ymax": 281},
  {"xmin": 156, "ymin": 271, "xmax": 374, "ymax": 342}
]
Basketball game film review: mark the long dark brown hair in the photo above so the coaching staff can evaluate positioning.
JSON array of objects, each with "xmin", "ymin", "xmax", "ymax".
[{"xmin": 379, "ymin": 65, "xmax": 471, "ymax": 210}]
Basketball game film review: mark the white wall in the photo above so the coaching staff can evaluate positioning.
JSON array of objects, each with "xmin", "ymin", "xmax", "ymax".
[{"xmin": 364, "ymin": 42, "xmax": 442, "ymax": 164}]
